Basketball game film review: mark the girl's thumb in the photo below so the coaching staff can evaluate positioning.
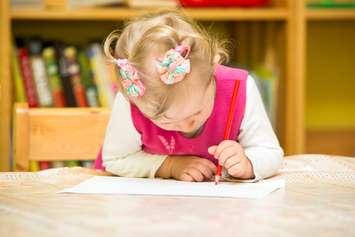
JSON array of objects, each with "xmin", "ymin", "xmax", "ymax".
[{"xmin": 208, "ymin": 145, "xmax": 217, "ymax": 155}]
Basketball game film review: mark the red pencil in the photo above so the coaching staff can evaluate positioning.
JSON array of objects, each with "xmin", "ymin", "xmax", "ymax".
[{"xmin": 215, "ymin": 80, "xmax": 240, "ymax": 185}]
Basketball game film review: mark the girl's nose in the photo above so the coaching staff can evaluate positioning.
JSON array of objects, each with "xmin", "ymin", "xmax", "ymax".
[
  {"xmin": 188, "ymin": 119, "xmax": 195, "ymax": 128},
  {"xmin": 180, "ymin": 119, "xmax": 195, "ymax": 132}
]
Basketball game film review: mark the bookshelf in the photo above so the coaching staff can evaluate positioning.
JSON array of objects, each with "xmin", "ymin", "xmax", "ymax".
[
  {"xmin": 305, "ymin": 8, "xmax": 355, "ymax": 156},
  {"xmin": 5, "ymin": 0, "xmax": 351, "ymax": 171},
  {"xmin": 13, "ymin": 103, "xmax": 110, "ymax": 171},
  {"xmin": 11, "ymin": 7, "xmax": 289, "ymax": 20},
  {"xmin": 306, "ymin": 9, "xmax": 355, "ymax": 20}
]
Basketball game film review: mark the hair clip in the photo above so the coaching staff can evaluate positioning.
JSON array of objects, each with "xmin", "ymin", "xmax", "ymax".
[
  {"xmin": 116, "ymin": 58, "xmax": 145, "ymax": 97},
  {"xmin": 156, "ymin": 45, "xmax": 191, "ymax": 85}
]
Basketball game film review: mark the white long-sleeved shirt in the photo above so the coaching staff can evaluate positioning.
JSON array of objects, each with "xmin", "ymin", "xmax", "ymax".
[{"xmin": 102, "ymin": 76, "xmax": 284, "ymax": 181}]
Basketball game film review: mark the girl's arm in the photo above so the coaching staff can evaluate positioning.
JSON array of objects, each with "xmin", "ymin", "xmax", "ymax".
[
  {"xmin": 102, "ymin": 93, "xmax": 216, "ymax": 181},
  {"xmin": 238, "ymin": 76, "xmax": 284, "ymax": 180},
  {"xmin": 102, "ymin": 93, "xmax": 167, "ymax": 178}
]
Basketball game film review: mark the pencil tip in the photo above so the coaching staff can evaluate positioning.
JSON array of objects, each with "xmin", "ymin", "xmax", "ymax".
[{"xmin": 214, "ymin": 175, "xmax": 220, "ymax": 185}]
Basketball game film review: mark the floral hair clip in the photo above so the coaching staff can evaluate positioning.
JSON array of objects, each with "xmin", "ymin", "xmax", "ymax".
[
  {"xmin": 115, "ymin": 58, "xmax": 145, "ymax": 97},
  {"xmin": 156, "ymin": 45, "xmax": 191, "ymax": 85}
]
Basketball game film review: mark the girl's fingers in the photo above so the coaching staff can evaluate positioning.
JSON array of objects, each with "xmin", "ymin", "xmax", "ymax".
[
  {"xmin": 180, "ymin": 172, "xmax": 194, "ymax": 182},
  {"xmin": 201, "ymin": 159, "xmax": 217, "ymax": 174},
  {"xmin": 224, "ymin": 156, "xmax": 240, "ymax": 170},
  {"xmin": 187, "ymin": 167, "xmax": 204, "ymax": 182},
  {"xmin": 196, "ymin": 164, "xmax": 213, "ymax": 180},
  {"xmin": 207, "ymin": 145, "xmax": 217, "ymax": 155},
  {"xmin": 218, "ymin": 146, "xmax": 238, "ymax": 167},
  {"xmin": 213, "ymin": 140, "xmax": 237, "ymax": 159},
  {"xmin": 227, "ymin": 162, "xmax": 244, "ymax": 177}
]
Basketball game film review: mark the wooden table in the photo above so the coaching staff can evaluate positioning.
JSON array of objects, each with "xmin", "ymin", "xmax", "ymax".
[{"xmin": 1, "ymin": 155, "xmax": 354, "ymax": 237}]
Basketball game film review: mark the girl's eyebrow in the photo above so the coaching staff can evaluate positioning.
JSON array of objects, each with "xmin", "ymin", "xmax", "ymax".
[{"xmin": 160, "ymin": 80, "xmax": 212, "ymax": 124}]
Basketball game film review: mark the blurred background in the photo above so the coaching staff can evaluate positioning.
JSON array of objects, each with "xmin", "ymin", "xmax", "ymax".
[{"xmin": 0, "ymin": 0, "xmax": 354, "ymax": 171}]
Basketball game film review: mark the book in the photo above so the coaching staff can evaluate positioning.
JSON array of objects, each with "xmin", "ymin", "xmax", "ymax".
[
  {"xmin": 51, "ymin": 161, "xmax": 65, "ymax": 168},
  {"xmin": 252, "ymin": 70, "xmax": 278, "ymax": 127},
  {"xmin": 127, "ymin": 0, "xmax": 178, "ymax": 7},
  {"xmin": 42, "ymin": 45, "xmax": 66, "ymax": 107},
  {"xmin": 81, "ymin": 160, "xmax": 94, "ymax": 168},
  {"xmin": 67, "ymin": 0, "xmax": 124, "ymax": 8},
  {"xmin": 11, "ymin": 47, "xmax": 27, "ymax": 103},
  {"xmin": 88, "ymin": 43, "xmax": 115, "ymax": 108},
  {"xmin": 106, "ymin": 62, "xmax": 120, "ymax": 97},
  {"xmin": 307, "ymin": 0, "xmax": 355, "ymax": 8},
  {"xmin": 64, "ymin": 46, "xmax": 88, "ymax": 107},
  {"xmin": 29, "ymin": 161, "xmax": 39, "ymax": 172},
  {"xmin": 56, "ymin": 43, "xmax": 77, "ymax": 107},
  {"xmin": 28, "ymin": 39, "xmax": 53, "ymax": 107},
  {"xmin": 65, "ymin": 160, "xmax": 80, "ymax": 167},
  {"xmin": 251, "ymin": 23, "xmax": 279, "ymax": 128},
  {"xmin": 11, "ymin": 0, "xmax": 43, "ymax": 9},
  {"xmin": 39, "ymin": 161, "xmax": 51, "ymax": 170},
  {"xmin": 87, "ymin": 44, "xmax": 110, "ymax": 108},
  {"xmin": 16, "ymin": 40, "xmax": 39, "ymax": 108},
  {"xmin": 78, "ymin": 49, "xmax": 100, "ymax": 107}
]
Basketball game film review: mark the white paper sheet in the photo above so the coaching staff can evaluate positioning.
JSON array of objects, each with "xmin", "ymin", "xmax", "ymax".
[{"xmin": 60, "ymin": 176, "xmax": 285, "ymax": 199}]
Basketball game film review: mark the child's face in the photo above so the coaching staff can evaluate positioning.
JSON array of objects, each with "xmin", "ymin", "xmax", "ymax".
[{"xmin": 152, "ymin": 79, "xmax": 215, "ymax": 134}]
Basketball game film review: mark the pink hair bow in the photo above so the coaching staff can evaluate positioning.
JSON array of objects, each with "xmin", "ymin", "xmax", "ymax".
[
  {"xmin": 116, "ymin": 58, "xmax": 145, "ymax": 97},
  {"xmin": 156, "ymin": 45, "xmax": 191, "ymax": 85}
]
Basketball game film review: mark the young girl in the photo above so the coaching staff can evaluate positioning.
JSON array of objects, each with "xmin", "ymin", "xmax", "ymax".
[{"xmin": 95, "ymin": 11, "xmax": 283, "ymax": 182}]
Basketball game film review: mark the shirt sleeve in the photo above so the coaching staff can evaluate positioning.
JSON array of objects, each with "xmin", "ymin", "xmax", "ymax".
[
  {"xmin": 237, "ymin": 75, "xmax": 284, "ymax": 181},
  {"xmin": 102, "ymin": 93, "xmax": 167, "ymax": 178}
]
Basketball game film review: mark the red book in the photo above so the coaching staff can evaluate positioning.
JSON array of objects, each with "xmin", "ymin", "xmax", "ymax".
[
  {"xmin": 17, "ymin": 47, "xmax": 39, "ymax": 108},
  {"xmin": 39, "ymin": 161, "xmax": 51, "ymax": 170},
  {"xmin": 180, "ymin": 0, "xmax": 269, "ymax": 7}
]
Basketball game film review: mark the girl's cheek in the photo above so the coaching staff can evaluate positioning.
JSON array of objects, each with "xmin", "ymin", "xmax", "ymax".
[
  {"xmin": 197, "ymin": 113, "xmax": 207, "ymax": 125},
  {"xmin": 159, "ymin": 124, "xmax": 177, "ymax": 131}
]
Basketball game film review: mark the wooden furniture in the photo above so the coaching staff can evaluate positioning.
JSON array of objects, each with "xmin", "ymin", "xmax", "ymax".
[
  {"xmin": 0, "ymin": 0, "xmax": 300, "ymax": 171},
  {"xmin": 1, "ymin": 1, "xmax": 354, "ymax": 171},
  {"xmin": 305, "ymin": 9, "xmax": 355, "ymax": 157},
  {"xmin": 0, "ymin": 0, "xmax": 12, "ymax": 172},
  {"xmin": 13, "ymin": 103, "xmax": 110, "ymax": 171},
  {"xmin": 0, "ymin": 154, "xmax": 354, "ymax": 236}
]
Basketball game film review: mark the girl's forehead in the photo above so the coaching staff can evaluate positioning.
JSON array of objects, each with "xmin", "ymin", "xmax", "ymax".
[
  {"xmin": 162, "ymin": 86, "xmax": 208, "ymax": 121},
  {"xmin": 151, "ymin": 73, "xmax": 214, "ymax": 122},
  {"xmin": 164, "ymin": 99, "xmax": 200, "ymax": 120}
]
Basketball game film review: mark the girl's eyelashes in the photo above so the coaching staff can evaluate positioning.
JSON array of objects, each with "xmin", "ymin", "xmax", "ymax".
[
  {"xmin": 158, "ymin": 109, "xmax": 203, "ymax": 125},
  {"xmin": 177, "ymin": 109, "xmax": 203, "ymax": 122},
  {"xmin": 192, "ymin": 110, "xmax": 203, "ymax": 117}
]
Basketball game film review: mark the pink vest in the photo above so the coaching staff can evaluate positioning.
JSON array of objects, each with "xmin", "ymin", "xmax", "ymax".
[{"xmin": 94, "ymin": 65, "xmax": 247, "ymax": 169}]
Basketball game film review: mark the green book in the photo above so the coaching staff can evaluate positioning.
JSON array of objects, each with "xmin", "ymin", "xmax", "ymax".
[
  {"xmin": 65, "ymin": 160, "xmax": 79, "ymax": 167},
  {"xmin": 78, "ymin": 49, "xmax": 99, "ymax": 107},
  {"xmin": 307, "ymin": 0, "xmax": 355, "ymax": 8},
  {"xmin": 43, "ymin": 46, "xmax": 66, "ymax": 107}
]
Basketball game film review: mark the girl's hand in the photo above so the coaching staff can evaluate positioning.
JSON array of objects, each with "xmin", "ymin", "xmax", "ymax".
[
  {"xmin": 156, "ymin": 156, "xmax": 216, "ymax": 182},
  {"xmin": 208, "ymin": 140, "xmax": 255, "ymax": 179}
]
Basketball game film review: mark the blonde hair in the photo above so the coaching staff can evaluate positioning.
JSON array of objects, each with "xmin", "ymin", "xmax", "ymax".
[{"xmin": 104, "ymin": 10, "xmax": 229, "ymax": 119}]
